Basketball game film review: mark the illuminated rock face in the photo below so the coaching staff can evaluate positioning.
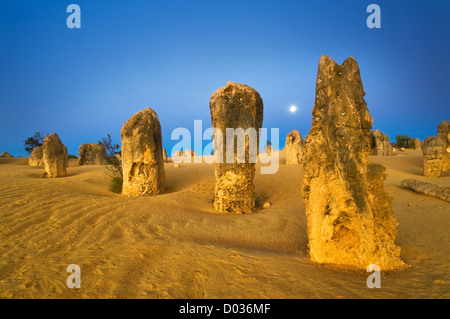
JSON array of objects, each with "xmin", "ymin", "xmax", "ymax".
[
  {"xmin": 370, "ymin": 129, "xmax": 392, "ymax": 156},
  {"xmin": 409, "ymin": 138, "xmax": 422, "ymax": 150},
  {"xmin": 78, "ymin": 144, "xmax": 106, "ymax": 165},
  {"xmin": 209, "ymin": 81, "xmax": 263, "ymax": 214},
  {"xmin": 29, "ymin": 146, "xmax": 44, "ymax": 166},
  {"xmin": 285, "ymin": 130, "xmax": 303, "ymax": 164},
  {"xmin": 162, "ymin": 149, "xmax": 168, "ymax": 163},
  {"xmin": 43, "ymin": 133, "xmax": 68, "ymax": 178},
  {"xmin": 421, "ymin": 121, "xmax": 449, "ymax": 178},
  {"xmin": 183, "ymin": 149, "xmax": 196, "ymax": 163},
  {"xmin": 401, "ymin": 179, "xmax": 450, "ymax": 203},
  {"xmin": 437, "ymin": 121, "xmax": 450, "ymax": 171},
  {"xmin": 302, "ymin": 56, "xmax": 405, "ymax": 270},
  {"xmin": 423, "ymin": 136, "xmax": 446, "ymax": 178},
  {"xmin": 121, "ymin": 108, "xmax": 165, "ymax": 196}
]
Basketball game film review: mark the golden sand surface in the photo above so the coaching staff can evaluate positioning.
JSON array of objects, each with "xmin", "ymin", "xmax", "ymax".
[{"xmin": 0, "ymin": 149, "xmax": 448, "ymax": 298}]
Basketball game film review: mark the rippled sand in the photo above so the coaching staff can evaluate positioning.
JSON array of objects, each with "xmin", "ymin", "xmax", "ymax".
[{"xmin": 0, "ymin": 149, "xmax": 448, "ymax": 298}]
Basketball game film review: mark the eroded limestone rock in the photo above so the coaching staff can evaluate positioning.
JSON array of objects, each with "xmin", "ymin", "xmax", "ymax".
[
  {"xmin": 78, "ymin": 143, "xmax": 106, "ymax": 166},
  {"xmin": 42, "ymin": 133, "xmax": 68, "ymax": 178},
  {"xmin": 401, "ymin": 179, "xmax": 450, "ymax": 203},
  {"xmin": 437, "ymin": 121, "xmax": 450, "ymax": 171},
  {"xmin": 409, "ymin": 138, "xmax": 422, "ymax": 150},
  {"xmin": 163, "ymin": 149, "xmax": 168, "ymax": 163},
  {"xmin": 302, "ymin": 56, "xmax": 405, "ymax": 270},
  {"xmin": 210, "ymin": 81, "xmax": 263, "ymax": 214},
  {"xmin": 0, "ymin": 152, "xmax": 13, "ymax": 158},
  {"xmin": 422, "ymin": 136, "xmax": 445, "ymax": 178},
  {"xmin": 184, "ymin": 148, "xmax": 196, "ymax": 163},
  {"xmin": 370, "ymin": 129, "xmax": 392, "ymax": 156},
  {"xmin": 121, "ymin": 108, "xmax": 165, "ymax": 196},
  {"xmin": 171, "ymin": 149, "xmax": 195, "ymax": 163},
  {"xmin": 28, "ymin": 146, "xmax": 43, "ymax": 166},
  {"xmin": 285, "ymin": 130, "xmax": 303, "ymax": 164}
]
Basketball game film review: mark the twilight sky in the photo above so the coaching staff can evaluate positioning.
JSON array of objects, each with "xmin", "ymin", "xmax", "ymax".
[{"xmin": 1, "ymin": 0, "xmax": 449, "ymax": 156}]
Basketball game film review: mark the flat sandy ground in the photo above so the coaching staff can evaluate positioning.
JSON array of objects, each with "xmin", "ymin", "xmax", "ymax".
[{"xmin": 0, "ymin": 149, "xmax": 448, "ymax": 298}]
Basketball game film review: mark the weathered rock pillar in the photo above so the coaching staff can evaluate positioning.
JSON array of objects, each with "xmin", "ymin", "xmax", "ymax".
[
  {"xmin": 121, "ymin": 108, "xmax": 165, "ymax": 196},
  {"xmin": 209, "ymin": 81, "xmax": 263, "ymax": 213},
  {"xmin": 409, "ymin": 138, "xmax": 422, "ymax": 150},
  {"xmin": 162, "ymin": 149, "xmax": 168, "ymax": 163},
  {"xmin": 437, "ymin": 121, "xmax": 450, "ymax": 171},
  {"xmin": 302, "ymin": 56, "xmax": 405, "ymax": 270},
  {"xmin": 285, "ymin": 130, "xmax": 303, "ymax": 164},
  {"xmin": 422, "ymin": 136, "xmax": 445, "ymax": 178},
  {"xmin": 369, "ymin": 129, "xmax": 392, "ymax": 156},
  {"xmin": 29, "ymin": 146, "xmax": 44, "ymax": 166},
  {"xmin": 43, "ymin": 133, "xmax": 68, "ymax": 178},
  {"xmin": 78, "ymin": 143, "xmax": 106, "ymax": 165}
]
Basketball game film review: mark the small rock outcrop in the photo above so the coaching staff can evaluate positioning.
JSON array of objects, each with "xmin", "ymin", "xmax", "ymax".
[
  {"xmin": 28, "ymin": 147, "xmax": 44, "ymax": 166},
  {"xmin": 0, "ymin": 152, "xmax": 13, "ymax": 158},
  {"xmin": 285, "ymin": 130, "xmax": 303, "ymax": 164},
  {"xmin": 121, "ymin": 108, "xmax": 165, "ymax": 196},
  {"xmin": 302, "ymin": 56, "xmax": 405, "ymax": 270},
  {"xmin": 78, "ymin": 144, "xmax": 106, "ymax": 165},
  {"xmin": 42, "ymin": 133, "xmax": 68, "ymax": 178},
  {"xmin": 369, "ymin": 129, "xmax": 392, "ymax": 156},
  {"xmin": 210, "ymin": 81, "xmax": 263, "ymax": 214}
]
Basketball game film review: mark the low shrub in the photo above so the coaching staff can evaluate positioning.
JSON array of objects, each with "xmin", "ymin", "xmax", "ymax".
[{"xmin": 109, "ymin": 177, "xmax": 123, "ymax": 194}]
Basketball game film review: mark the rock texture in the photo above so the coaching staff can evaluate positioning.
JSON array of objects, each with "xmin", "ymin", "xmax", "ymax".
[
  {"xmin": 28, "ymin": 147, "xmax": 44, "ymax": 166},
  {"xmin": 171, "ymin": 151, "xmax": 183, "ymax": 163},
  {"xmin": 369, "ymin": 129, "xmax": 392, "ymax": 156},
  {"xmin": 422, "ymin": 136, "xmax": 446, "ymax": 178},
  {"xmin": 421, "ymin": 121, "xmax": 449, "ymax": 178},
  {"xmin": 285, "ymin": 130, "xmax": 303, "ymax": 164},
  {"xmin": 42, "ymin": 133, "xmax": 68, "ymax": 178},
  {"xmin": 78, "ymin": 143, "xmax": 106, "ymax": 166},
  {"xmin": 185, "ymin": 149, "xmax": 196, "ymax": 157},
  {"xmin": 302, "ymin": 56, "xmax": 405, "ymax": 270},
  {"xmin": 210, "ymin": 81, "xmax": 263, "ymax": 214},
  {"xmin": 121, "ymin": 108, "xmax": 165, "ymax": 196},
  {"xmin": 172, "ymin": 150, "xmax": 194, "ymax": 163},
  {"xmin": 437, "ymin": 121, "xmax": 450, "ymax": 171},
  {"xmin": 163, "ymin": 149, "xmax": 168, "ymax": 163},
  {"xmin": 0, "ymin": 152, "xmax": 13, "ymax": 158},
  {"xmin": 409, "ymin": 138, "xmax": 422, "ymax": 150},
  {"xmin": 184, "ymin": 149, "xmax": 196, "ymax": 162},
  {"xmin": 401, "ymin": 179, "xmax": 450, "ymax": 203}
]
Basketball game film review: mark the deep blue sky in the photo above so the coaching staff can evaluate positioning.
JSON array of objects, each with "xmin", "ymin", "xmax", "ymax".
[{"xmin": 1, "ymin": 0, "xmax": 449, "ymax": 156}]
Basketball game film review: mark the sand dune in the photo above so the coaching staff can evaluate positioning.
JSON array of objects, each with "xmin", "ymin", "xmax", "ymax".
[{"xmin": 0, "ymin": 149, "xmax": 448, "ymax": 298}]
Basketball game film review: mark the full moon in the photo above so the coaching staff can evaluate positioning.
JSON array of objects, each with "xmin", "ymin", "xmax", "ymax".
[{"xmin": 289, "ymin": 105, "xmax": 297, "ymax": 113}]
